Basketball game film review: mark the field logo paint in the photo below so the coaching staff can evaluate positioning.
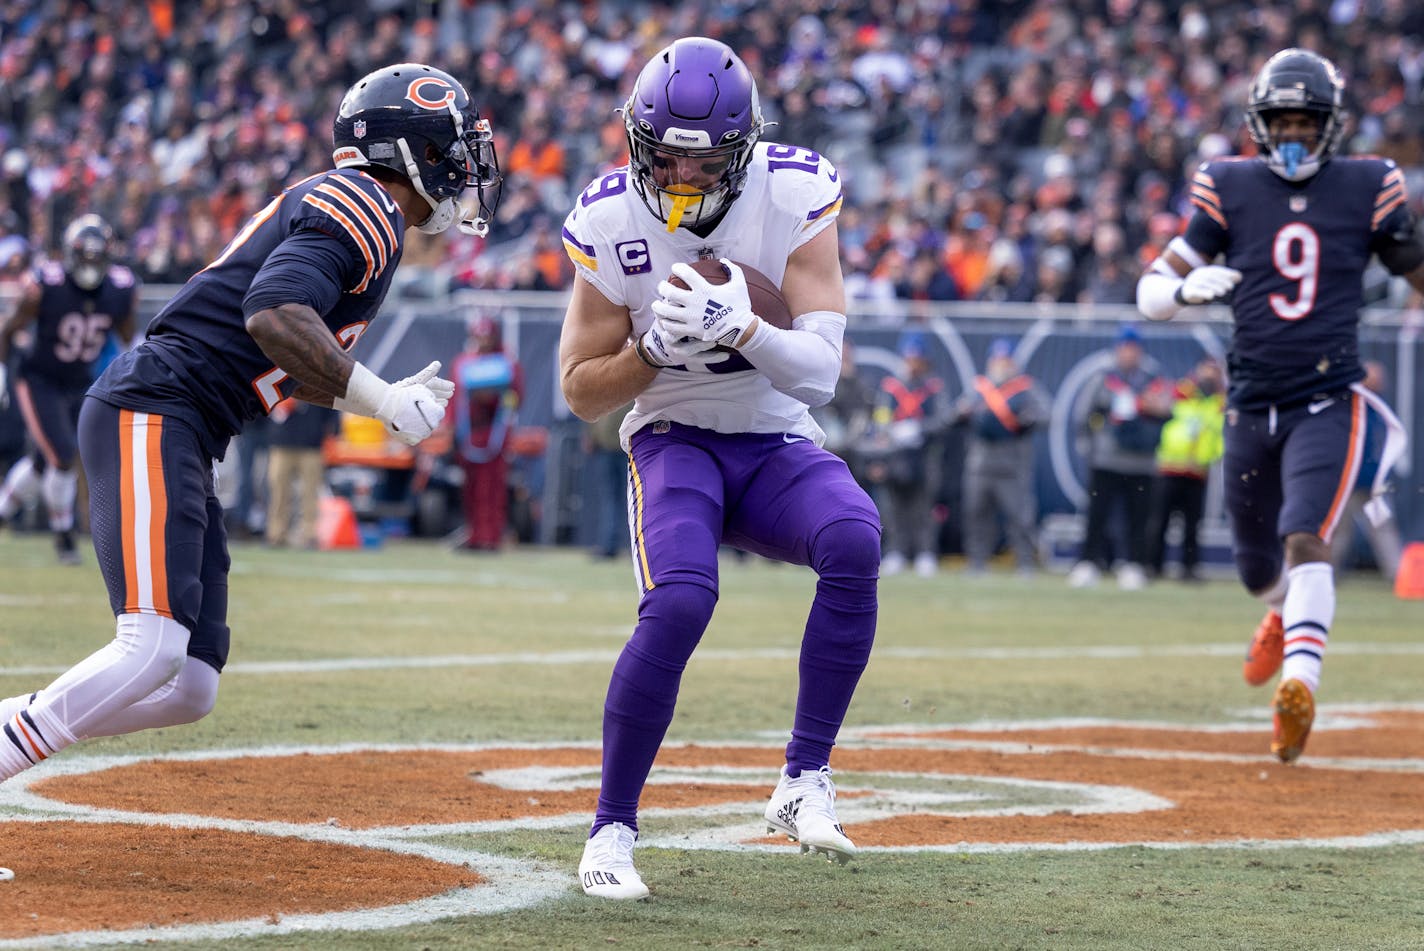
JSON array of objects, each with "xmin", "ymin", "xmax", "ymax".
[{"xmin": 3, "ymin": 712, "xmax": 1424, "ymax": 944}]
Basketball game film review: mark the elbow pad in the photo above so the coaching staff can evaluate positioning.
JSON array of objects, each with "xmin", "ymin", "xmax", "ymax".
[{"xmin": 737, "ymin": 310, "xmax": 846, "ymax": 407}]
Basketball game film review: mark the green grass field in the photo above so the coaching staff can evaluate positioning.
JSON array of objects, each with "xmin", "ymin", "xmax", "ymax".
[{"xmin": 2, "ymin": 531, "xmax": 1422, "ymax": 950}]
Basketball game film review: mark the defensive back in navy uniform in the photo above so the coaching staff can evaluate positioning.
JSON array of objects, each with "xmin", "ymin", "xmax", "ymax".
[
  {"xmin": 94, "ymin": 167, "xmax": 405, "ymax": 458},
  {"xmin": 21, "ymin": 260, "xmax": 138, "ymax": 390},
  {"xmin": 1135, "ymin": 47, "xmax": 1424, "ymax": 767},
  {"xmin": 1183, "ymin": 154, "xmax": 1410, "ymax": 409}
]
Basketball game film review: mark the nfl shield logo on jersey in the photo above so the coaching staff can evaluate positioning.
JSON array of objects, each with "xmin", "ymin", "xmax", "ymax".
[
  {"xmin": 353, "ymin": 120, "xmax": 367, "ymax": 140},
  {"xmin": 1290, "ymin": 195, "xmax": 1307, "ymax": 212}
]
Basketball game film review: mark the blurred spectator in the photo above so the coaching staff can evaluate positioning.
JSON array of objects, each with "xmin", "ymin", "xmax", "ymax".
[
  {"xmin": 864, "ymin": 331, "xmax": 952, "ymax": 577},
  {"xmin": 810, "ymin": 339, "xmax": 877, "ymax": 489},
  {"xmin": 957, "ymin": 338, "xmax": 1049, "ymax": 575},
  {"xmin": 264, "ymin": 398, "xmax": 337, "ymax": 549},
  {"xmin": 1147, "ymin": 357, "xmax": 1226, "ymax": 582},
  {"xmin": 0, "ymin": 0, "xmax": 1416, "ymax": 305},
  {"xmin": 1330, "ymin": 360, "xmax": 1405, "ymax": 581},
  {"xmin": 1068, "ymin": 325, "xmax": 1174, "ymax": 590},
  {"xmin": 450, "ymin": 315, "xmax": 522, "ymax": 552}
]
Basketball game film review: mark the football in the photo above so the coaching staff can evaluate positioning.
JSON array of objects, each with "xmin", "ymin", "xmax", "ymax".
[{"xmin": 670, "ymin": 259, "xmax": 794, "ymax": 331}]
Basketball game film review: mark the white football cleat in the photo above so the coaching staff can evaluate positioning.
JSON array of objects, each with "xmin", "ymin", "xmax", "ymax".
[
  {"xmin": 764, "ymin": 765, "xmax": 857, "ymax": 864},
  {"xmin": 578, "ymin": 822, "xmax": 650, "ymax": 900}
]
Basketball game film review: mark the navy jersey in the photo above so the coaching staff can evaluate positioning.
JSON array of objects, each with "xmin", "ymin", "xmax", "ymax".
[
  {"xmin": 1183, "ymin": 156, "xmax": 1413, "ymax": 410},
  {"xmin": 17, "ymin": 262, "xmax": 138, "ymax": 390},
  {"xmin": 90, "ymin": 168, "xmax": 404, "ymax": 458}
]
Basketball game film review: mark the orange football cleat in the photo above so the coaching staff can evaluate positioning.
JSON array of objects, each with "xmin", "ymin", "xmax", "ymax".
[
  {"xmin": 1271, "ymin": 678, "xmax": 1315, "ymax": 763},
  {"xmin": 1243, "ymin": 610, "xmax": 1284, "ymax": 686}
]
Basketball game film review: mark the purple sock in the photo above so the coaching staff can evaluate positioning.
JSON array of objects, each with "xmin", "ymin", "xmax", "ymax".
[
  {"xmin": 592, "ymin": 581, "xmax": 717, "ymax": 835},
  {"xmin": 785, "ymin": 518, "xmax": 879, "ymax": 773}
]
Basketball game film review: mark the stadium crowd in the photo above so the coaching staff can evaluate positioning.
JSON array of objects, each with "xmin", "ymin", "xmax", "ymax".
[{"xmin": 0, "ymin": 0, "xmax": 1421, "ymax": 306}]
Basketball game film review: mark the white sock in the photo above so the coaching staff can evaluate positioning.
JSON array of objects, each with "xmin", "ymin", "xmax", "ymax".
[
  {"xmin": 0, "ymin": 691, "xmax": 38, "ymax": 725},
  {"xmin": 0, "ymin": 456, "xmax": 39, "ymax": 519},
  {"xmin": 1, "ymin": 615, "xmax": 190, "ymax": 783},
  {"xmin": 1280, "ymin": 562, "xmax": 1333, "ymax": 693},
  {"xmin": 42, "ymin": 466, "xmax": 78, "ymax": 533}
]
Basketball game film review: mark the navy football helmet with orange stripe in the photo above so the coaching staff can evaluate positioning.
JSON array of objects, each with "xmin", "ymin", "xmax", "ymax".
[
  {"xmin": 1246, "ymin": 49, "xmax": 1346, "ymax": 183},
  {"xmin": 333, "ymin": 63, "xmax": 501, "ymax": 236}
]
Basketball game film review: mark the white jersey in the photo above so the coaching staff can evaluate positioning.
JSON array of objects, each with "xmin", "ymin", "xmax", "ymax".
[{"xmin": 562, "ymin": 142, "xmax": 844, "ymax": 450}]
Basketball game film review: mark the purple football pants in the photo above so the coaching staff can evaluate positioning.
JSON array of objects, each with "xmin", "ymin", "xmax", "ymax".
[{"xmin": 594, "ymin": 422, "xmax": 881, "ymax": 834}]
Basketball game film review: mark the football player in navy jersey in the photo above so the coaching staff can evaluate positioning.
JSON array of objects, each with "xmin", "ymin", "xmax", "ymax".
[
  {"xmin": 1136, "ymin": 49, "xmax": 1424, "ymax": 763},
  {"xmin": 0, "ymin": 215, "xmax": 138, "ymax": 563},
  {"xmin": 0, "ymin": 63, "xmax": 500, "ymax": 786}
]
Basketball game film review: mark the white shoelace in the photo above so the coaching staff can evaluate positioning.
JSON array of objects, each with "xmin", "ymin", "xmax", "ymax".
[
  {"xmin": 588, "ymin": 823, "xmax": 638, "ymax": 869},
  {"xmin": 789, "ymin": 767, "xmax": 838, "ymax": 822}
]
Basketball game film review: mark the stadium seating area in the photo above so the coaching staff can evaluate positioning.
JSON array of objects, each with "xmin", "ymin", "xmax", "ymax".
[{"xmin": 0, "ymin": 0, "xmax": 1420, "ymax": 306}]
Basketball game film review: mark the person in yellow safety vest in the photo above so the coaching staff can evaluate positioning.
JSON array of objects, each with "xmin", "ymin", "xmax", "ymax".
[{"xmin": 1147, "ymin": 357, "xmax": 1226, "ymax": 581}]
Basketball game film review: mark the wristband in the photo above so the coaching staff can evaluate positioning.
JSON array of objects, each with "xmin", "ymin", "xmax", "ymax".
[
  {"xmin": 634, "ymin": 335, "xmax": 664, "ymax": 368},
  {"xmin": 333, "ymin": 362, "xmax": 389, "ymax": 417}
]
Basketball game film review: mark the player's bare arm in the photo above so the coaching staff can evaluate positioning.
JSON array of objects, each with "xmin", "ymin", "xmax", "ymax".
[
  {"xmin": 246, "ymin": 302, "xmax": 359, "ymax": 403},
  {"xmin": 780, "ymin": 224, "xmax": 847, "ymax": 318},
  {"xmin": 559, "ymin": 275, "xmax": 657, "ymax": 422}
]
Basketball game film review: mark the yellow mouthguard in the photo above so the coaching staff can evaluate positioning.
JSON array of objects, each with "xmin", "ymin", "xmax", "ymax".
[{"xmin": 664, "ymin": 186, "xmax": 702, "ymax": 232}]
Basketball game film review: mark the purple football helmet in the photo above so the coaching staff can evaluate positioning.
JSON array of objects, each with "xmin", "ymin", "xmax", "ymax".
[{"xmin": 623, "ymin": 37, "xmax": 765, "ymax": 231}]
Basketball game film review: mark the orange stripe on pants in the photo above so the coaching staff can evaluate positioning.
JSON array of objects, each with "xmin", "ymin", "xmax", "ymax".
[{"xmin": 118, "ymin": 411, "xmax": 173, "ymax": 617}]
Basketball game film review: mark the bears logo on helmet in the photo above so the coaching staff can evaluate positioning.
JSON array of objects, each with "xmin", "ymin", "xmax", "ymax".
[{"xmin": 333, "ymin": 63, "xmax": 502, "ymax": 236}]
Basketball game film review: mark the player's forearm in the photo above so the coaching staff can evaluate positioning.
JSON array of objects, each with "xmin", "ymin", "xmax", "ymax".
[
  {"xmin": 290, "ymin": 381, "xmax": 336, "ymax": 407},
  {"xmin": 737, "ymin": 310, "xmax": 845, "ymax": 406},
  {"xmin": 246, "ymin": 303, "xmax": 354, "ymax": 400},
  {"xmin": 561, "ymin": 346, "xmax": 656, "ymax": 422}
]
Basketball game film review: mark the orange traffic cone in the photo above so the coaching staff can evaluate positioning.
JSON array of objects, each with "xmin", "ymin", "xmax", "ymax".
[
  {"xmin": 317, "ymin": 496, "xmax": 361, "ymax": 550},
  {"xmin": 1395, "ymin": 542, "xmax": 1424, "ymax": 599}
]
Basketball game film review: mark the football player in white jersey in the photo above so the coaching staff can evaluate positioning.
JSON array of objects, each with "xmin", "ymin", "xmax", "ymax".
[{"xmin": 559, "ymin": 36, "xmax": 881, "ymax": 899}]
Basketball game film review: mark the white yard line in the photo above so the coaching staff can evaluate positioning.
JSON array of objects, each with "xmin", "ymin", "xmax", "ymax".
[{"xmin": 3, "ymin": 641, "xmax": 1423, "ymax": 678}]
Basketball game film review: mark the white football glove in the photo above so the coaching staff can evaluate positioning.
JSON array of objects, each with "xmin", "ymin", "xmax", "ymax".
[
  {"xmin": 635, "ymin": 318, "xmax": 725, "ymax": 369},
  {"xmin": 0, "ymin": 364, "xmax": 8, "ymax": 411},
  {"xmin": 652, "ymin": 259, "xmax": 756, "ymax": 349},
  {"xmin": 375, "ymin": 378, "xmax": 443, "ymax": 446},
  {"xmin": 395, "ymin": 360, "xmax": 454, "ymax": 408},
  {"xmin": 1175, "ymin": 265, "xmax": 1242, "ymax": 305},
  {"xmin": 336, "ymin": 361, "xmax": 445, "ymax": 446}
]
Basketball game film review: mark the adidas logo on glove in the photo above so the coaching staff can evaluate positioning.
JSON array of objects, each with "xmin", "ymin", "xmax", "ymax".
[{"xmin": 702, "ymin": 299, "xmax": 733, "ymax": 329}]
